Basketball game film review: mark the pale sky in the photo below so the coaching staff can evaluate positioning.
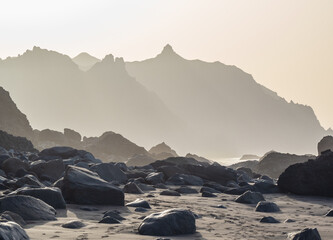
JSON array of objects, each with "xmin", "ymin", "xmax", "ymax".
[{"xmin": 1, "ymin": 0, "xmax": 333, "ymax": 129}]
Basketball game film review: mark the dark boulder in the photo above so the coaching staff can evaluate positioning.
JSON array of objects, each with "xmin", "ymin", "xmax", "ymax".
[
  {"xmin": 0, "ymin": 221, "xmax": 30, "ymax": 240},
  {"xmin": 278, "ymin": 151, "xmax": 333, "ymax": 197},
  {"xmin": 99, "ymin": 216, "xmax": 121, "ymax": 224},
  {"xmin": 10, "ymin": 187, "xmax": 66, "ymax": 209},
  {"xmin": 288, "ymin": 228, "xmax": 321, "ymax": 240},
  {"xmin": 325, "ymin": 209, "xmax": 333, "ymax": 217},
  {"xmin": 201, "ymin": 191, "xmax": 217, "ymax": 198},
  {"xmin": 1, "ymin": 158, "xmax": 29, "ymax": 176},
  {"xmin": 253, "ymin": 179, "xmax": 279, "ymax": 194},
  {"xmin": 235, "ymin": 191, "xmax": 265, "ymax": 204},
  {"xmin": 39, "ymin": 146, "xmax": 78, "ymax": 160},
  {"xmin": 30, "ymin": 159, "xmax": 64, "ymax": 182},
  {"xmin": 0, "ymin": 195, "xmax": 56, "ymax": 221},
  {"xmin": 138, "ymin": 209, "xmax": 196, "ymax": 236},
  {"xmin": 174, "ymin": 187, "xmax": 198, "ymax": 194},
  {"xmin": 13, "ymin": 175, "xmax": 45, "ymax": 188},
  {"xmin": 0, "ymin": 211, "xmax": 26, "ymax": 227},
  {"xmin": 157, "ymin": 166, "xmax": 187, "ymax": 179},
  {"xmin": 260, "ymin": 216, "xmax": 280, "ymax": 223},
  {"xmin": 160, "ymin": 190, "xmax": 181, "ymax": 196},
  {"xmin": 62, "ymin": 166, "xmax": 124, "ymax": 205},
  {"xmin": 123, "ymin": 182, "xmax": 144, "ymax": 194},
  {"xmin": 166, "ymin": 174, "xmax": 203, "ymax": 186},
  {"xmin": 255, "ymin": 201, "xmax": 280, "ymax": 212},
  {"xmin": 103, "ymin": 210, "xmax": 125, "ymax": 221},
  {"xmin": 145, "ymin": 172, "xmax": 164, "ymax": 185},
  {"xmin": 200, "ymin": 186, "xmax": 221, "ymax": 194},
  {"xmin": 126, "ymin": 199, "xmax": 151, "ymax": 209},
  {"xmin": 90, "ymin": 163, "xmax": 127, "ymax": 183},
  {"xmin": 62, "ymin": 220, "xmax": 85, "ymax": 229}
]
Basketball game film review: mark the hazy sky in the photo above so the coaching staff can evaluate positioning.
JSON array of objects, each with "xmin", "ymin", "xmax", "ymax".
[{"xmin": 1, "ymin": 0, "xmax": 333, "ymax": 129}]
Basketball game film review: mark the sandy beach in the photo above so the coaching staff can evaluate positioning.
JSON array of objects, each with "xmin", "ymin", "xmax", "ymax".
[{"xmin": 25, "ymin": 187, "xmax": 333, "ymax": 240}]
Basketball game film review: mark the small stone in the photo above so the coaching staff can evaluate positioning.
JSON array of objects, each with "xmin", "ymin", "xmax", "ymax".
[
  {"xmin": 260, "ymin": 216, "xmax": 280, "ymax": 223},
  {"xmin": 62, "ymin": 220, "xmax": 85, "ymax": 229}
]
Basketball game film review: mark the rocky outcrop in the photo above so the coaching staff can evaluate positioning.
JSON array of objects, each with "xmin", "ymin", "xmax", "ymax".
[
  {"xmin": 0, "ymin": 130, "xmax": 35, "ymax": 152},
  {"xmin": 317, "ymin": 136, "xmax": 333, "ymax": 155},
  {"xmin": 0, "ymin": 87, "xmax": 33, "ymax": 140},
  {"xmin": 278, "ymin": 151, "xmax": 333, "ymax": 197},
  {"xmin": 83, "ymin": 132, "xmax": 149, "ymax": 162}
]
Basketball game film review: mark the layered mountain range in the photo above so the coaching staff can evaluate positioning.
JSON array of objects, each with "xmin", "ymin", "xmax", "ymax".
[{"xmin": 0, "ymin": 45, "xmax": 328, "ymax": 157}]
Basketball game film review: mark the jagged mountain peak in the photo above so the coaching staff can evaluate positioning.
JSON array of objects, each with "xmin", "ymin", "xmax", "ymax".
[{"xmin": 156, "ymin": 44, "xmax": 182, "ymax": 59}]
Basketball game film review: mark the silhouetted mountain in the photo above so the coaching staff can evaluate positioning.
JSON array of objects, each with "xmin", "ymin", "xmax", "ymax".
[
  {"xmin": 0, "ymin": 47, "xmax": 183, "ymax": 149},
  {"xmin": 126, "ymin": 44, "xmax": 328, "ymax": 157},
  {"xmin": 72, "ymin": 52, "xmax": 100, "ymax": 71},
  {"xmin": 149, "ymin": 142, "xmax": 178, "ymax": 160},
  {"xmin": 82, "ymin": 131, "xmax": 149, "ymax": 162},
  {"xmin": 0, "ymin": 87, "xmax": 33, "ymax": 139}
]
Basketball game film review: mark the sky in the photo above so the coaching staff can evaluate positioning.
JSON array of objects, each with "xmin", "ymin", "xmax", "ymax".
[{"xmin": 1, "ymin": 0, "xmax": 333, "ymax": 129}]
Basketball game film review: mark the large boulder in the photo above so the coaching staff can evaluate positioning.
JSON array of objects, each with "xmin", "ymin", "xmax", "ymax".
[
  {"xmin": 278, "ymin": 151, "xmax": 333, "ymax": 197},
  {"xmin": 138, "ymin": 209, "xmax": 196, "ymax": 236},
  {"xmin": 10, "ymin": 187, "xmax": 66, "ymax": 209},
  {"xmin": 126, "ymin": 199, "xmax": 151, "ymax": 209},
  {"xmin": 123, "ymin": 182, "xmax": 144, "ymax": 194},
  {"xmin": 0, "ymin": 195, "xmax": 56, "ymax": 221},
  {"xmin": 0, "ymin": 221, "xmax": 30, "ymax": 240},
  {"xmin": 167, "ymin": 174, "xmax": 203, "ymax": 186},
  {"xmin": 30, "ymin": 159, "xmax": 64, "ymax": 182},
  {"xmin": 39, "ymin": 146, "xmax": 78, "ymax": 160},
  {"xmin": 145, "ymin": 172, "xmax": 164, "ymax": 185},
  {"xmin": 235, "ymin": 190, "xmax": 265, "ymax": 204},
  {"xmin": 255, "ymin": 201, "xmax": 280, "ymax": 212},
  {"xmin": 90, "ymin": 163, "xmax": 127, "ymax": 183},
  {"xmin": 62, "ymin": 166, "xmax": 124, "ymax": 205},
  {"xmin": 288, "ymin": 228, "xmax": 321, "ymax": 240},
  {"xmin": 318, "ymin": 136, "xmax": 333, "ymax": 155},
  {"xmin": 1, "ymin": 158, "xmax": 29, "ymax": 176}
]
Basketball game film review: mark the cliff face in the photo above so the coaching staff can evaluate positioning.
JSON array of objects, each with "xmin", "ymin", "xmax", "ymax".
[
  {"xmin": 126, "ymin": 45, "xmax": 327, "ymax": 157},
  {"xmin": 0, "ymin": 87, "xmax": 33, "ymax": 140}
]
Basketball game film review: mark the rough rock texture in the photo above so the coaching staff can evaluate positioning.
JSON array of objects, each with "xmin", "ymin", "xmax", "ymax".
[
  {"xmin": 278, "ymin": 151, "xmax": 333, "ymax": 197},
  {"xmin": 235, "ymin": 191, "xmax": 265, "ymax": 204},
  {"xmin": 167, "ymin": 174, "xmax": 203, "ymax": 186},
  {"xmin": 10, "ymin": 187, "xmax": 66, "ymax": 209},
  {"xmin": 123, "ymin": 182, "xmax": 144, "ymax": 194},
  {"xmin": 62, "ymin": 220, "xmax": 85, "ymax": 229},
  {"xmin": 138, "ymin": 209, "xmax": 196, "ymax": 236},
  {"xmin": 0, "ymin": 195, "xmax": 56, "ymax": 221},
  {"xmin": 126, "ymin": 199, "xmax": 151, "ymax": 209},
  {"xmin": 260, "ymin": 216, "xmax": 280, "ymax": 223},
  {"xmin": 0, "ymin": 221, "xmax": 30, "ymax": 240},
  {"xmin": 30, "ymin": 159, "xmax": 64, "ymax": 182},
  {"xmin": 288, "ymin": 228, "xmax": 321, "ymax": 240},
  {"xmin": 255, "ymin": 201, "xmax": 280, "ymax": 213},
  {"xmin": 62, "ymin": 166, "xmax": 124, "ymax": 205},
  {"xmin": 90, "ymin": 163, "xmax": 127, "ymax": 183}
]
